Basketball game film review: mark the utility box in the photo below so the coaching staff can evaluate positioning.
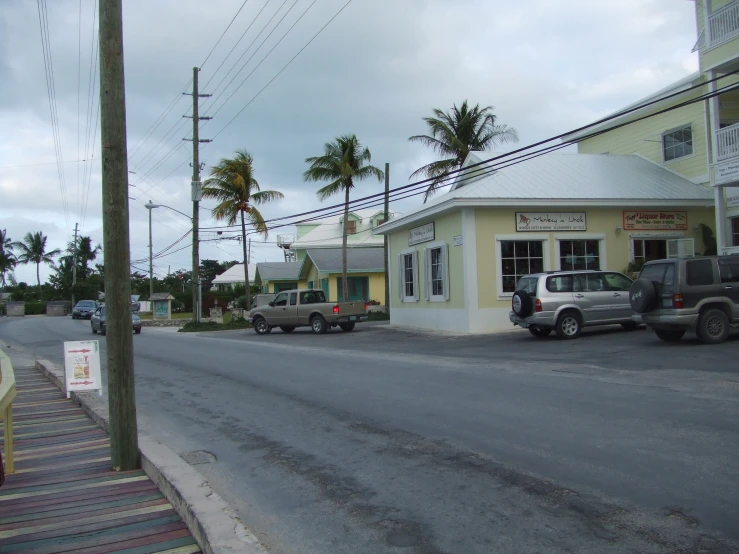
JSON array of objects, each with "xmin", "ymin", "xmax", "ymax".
[{"xmin": 149, "ymin": 293, "xmax": 175, "ymax": 320}]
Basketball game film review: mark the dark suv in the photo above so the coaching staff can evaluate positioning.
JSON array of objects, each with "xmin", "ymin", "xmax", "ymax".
[{"xmin": 630, "ymin": 256, "xmax": 739, "ymax": 344}]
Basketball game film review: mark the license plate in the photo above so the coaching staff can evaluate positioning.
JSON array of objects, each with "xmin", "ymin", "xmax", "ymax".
[
  {"xmin": 350, "ymin": 316, "xmax": 357, "ymax": 321},
  {"xmin": 662, "ymin": 298, "xmax": 673, "ymax": 308}
]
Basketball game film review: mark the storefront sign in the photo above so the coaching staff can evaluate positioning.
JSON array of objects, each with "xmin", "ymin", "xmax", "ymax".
[
  {"xmin": 515, "ymin": 212, "xmax": 586, "ymax": 231},
  {"xmin": 715, "ymin": 160, "xmax": 739, "ymax": 186},
  {"xmin": 623, "ymin": 211, "xmax": 688, "ymax": 231},
  {"xmin": 63, "ymin": 341, "xmax": 103, "ymax": 398},
  {"xmin": 408, "ymin": 222, "xmax": 435, "ymax": 245},
  {"xmin": 454, "ymin": 235, "xmax": 463, "ymax": 246},
  {"xmin": 727, "ymin": 187, "xmax": 739, "ymax": 208}
]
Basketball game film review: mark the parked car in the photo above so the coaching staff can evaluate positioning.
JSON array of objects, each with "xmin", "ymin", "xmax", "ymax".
[
  {"xmin": 509, "ymin": 270, "xmax": 636, "ymax": 339},
  {"xmin": 630, "ymin": 255, "xmax": 739, "ymax": 344},
  {"xmin": 72, "ymin": 300, "xmax": 98, "ymax": 319},
  {"xmin": 248, "ymin": 289, "xmax": 368, "ymax": 335},
  {"xmin": 91, "ymin": 305, "xmax": 142, "ymax": 335}
]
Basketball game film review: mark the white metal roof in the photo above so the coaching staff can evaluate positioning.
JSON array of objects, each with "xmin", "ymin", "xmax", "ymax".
[
  {"xmin": 292, "ymin": 207, "xmax": 398, "ymax": 249},
  {"xmin": 212, "ymin": 263, "xmax": 258, "ymax": 285},
  {"xmin": 375, "ymin": 154, "xmax": 714, "ymax": 233}
]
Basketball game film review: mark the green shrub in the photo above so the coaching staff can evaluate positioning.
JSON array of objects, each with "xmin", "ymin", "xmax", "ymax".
[
  {"xmin": 179, "ymin": 317, "xmax": 252, "ymax": 333},
  {"xmin": 25, "ymin": 301, "xmax": 47, "ymax": 315},
  {"xmin": 367, "ymin": 311, "xmax": 389, "ymax": 321}
]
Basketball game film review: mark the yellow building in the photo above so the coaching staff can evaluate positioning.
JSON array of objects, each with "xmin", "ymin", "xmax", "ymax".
[
  {"xmin": 567, "ymin": 0, "xmax": 739, "ymax": 253},
  {"xmin": 375, "ymin": 153, "xmax": 714, "ymax": 333},
  {"xmin": 298, "ymin": 248, "xmax": 386, "ymax": 302}
]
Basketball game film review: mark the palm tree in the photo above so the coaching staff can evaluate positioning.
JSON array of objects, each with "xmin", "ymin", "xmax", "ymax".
[
  {"xmin": 304, "ymin": 135, "xmax": 384, "ymax": 302},
  {"xmin": 0, "ymin": 250, "xmax": 15, "ymax": 291},
  {"xmin": 72, "ymin": 236, "xmax": 102, "ymax": 279},
  {"xmin": 0, "ymin": 229, "xmax": 13, "ymax": 255},
  {"xmin": 12, "ymin": 231, "xmax": 62, "ymax": 289},
  {"xmin": 203, "ymin": 150, "xmax": 284, "ymax": 311},
  {"xmin": 409, "ymin": 100, "xmax": 518, "ymax": 201}
]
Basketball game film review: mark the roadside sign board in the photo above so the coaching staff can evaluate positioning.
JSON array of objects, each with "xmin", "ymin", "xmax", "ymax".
[{"xmin": 63, "ymin": 341, "xmax": 103, "ymax": 397}]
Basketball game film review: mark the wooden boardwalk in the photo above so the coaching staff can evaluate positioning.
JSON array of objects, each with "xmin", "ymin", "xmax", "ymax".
[{"xmin": 0, "ymin": 366, "xmax": 201, "ymax": 554}]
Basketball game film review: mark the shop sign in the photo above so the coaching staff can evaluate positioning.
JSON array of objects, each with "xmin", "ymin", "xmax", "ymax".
[
  {"xmin": 515, "ymin": 212, "xmax": 586, "ymax": 232},
  {"xmin": 623, "ymin": 210, "xmax": 688, "ymax": 231},
  {"xmin": 727, "ymin": 187, "xmax": 739, "ymax": 208},
  {"xmin": 454, "ymin": 235, "xmax": 463, "ymax": 246},
  {"xmin": 63, "ymin": 341, "xmax": 103, "ymax": 398},
  {"xmin": 715, "ymin": 160, "xmax": 739, "ymax": 186},
  {"xmin": 408, "ymin": 222, "xmax": 435, "ymax": 245}
]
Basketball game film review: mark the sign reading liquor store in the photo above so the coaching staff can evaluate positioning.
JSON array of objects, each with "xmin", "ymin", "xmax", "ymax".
[
  {"xmin": 515, "ymin": 212, "xmax": 586, "ymax": 232},
  {"xmin": 623, "ymin": 210, "xmax": 688, "ymax": 231},
  {"xmin": 408, "ymin": 222, "xmax": 435, "ymax": 245}
]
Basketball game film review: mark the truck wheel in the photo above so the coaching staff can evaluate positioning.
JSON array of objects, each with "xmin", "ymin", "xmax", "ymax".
[
  {"xmin": 697, "ymin": 309, "xmax": 730, "ymax": 344},
  {"xmin": 555, "ymin": 311, "xmax": 581, "ymax": 339},
  {"xmin": 100, "ymin": 324, "xmax": 106, "ymax": 336},
  {"xmin": 339, "ymin": 322, "xmax": 355, "ymax": 332},
  {"xmin": 654, "ymin": 329, "xmax": 685, "ymax": 342},
  {"xmin": 253, "ymin": 317, "xmax": 271, "ymax": 335},
  {"xmin": 311, "ymin": 315, "xmax": 327, "ymax": 334},
  {"xmin": 279, "ymin": 325, "xmax": 295, "ymax": 333},
  {"xmin": 92, "ymin": 325, "xmax": 97, "ymax": 334}
]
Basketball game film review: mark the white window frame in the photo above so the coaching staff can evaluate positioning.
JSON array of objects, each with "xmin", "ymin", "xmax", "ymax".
[
  {"xmin": 553, "ymin": 233, "xmax": 607, "ymax": 272},
  {"xmin": 628, "ymin": 232, "xmax": 685, "ymax": 262},
  {"xmin": 423, "ymin": 241, "xmax": 449, "ymax": 302},
  {"xmin": 495, "ymin": 234, "xmax": 550, "ymax": 299},
  {"xmin": 661, "ymin": 124, "xmax": 694, "ymax": 163},
  {"xmin": 398, "ymin": 247, "xmax": 419, "ymax": 303}
]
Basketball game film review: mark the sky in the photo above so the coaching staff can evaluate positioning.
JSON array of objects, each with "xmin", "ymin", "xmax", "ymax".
[{"xmin": 0, "ymin": 0, "xmax": 700, "ymax": 285}]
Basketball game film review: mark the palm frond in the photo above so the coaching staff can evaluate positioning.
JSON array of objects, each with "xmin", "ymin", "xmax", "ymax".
[
  {"xmin": 246, "ymin": 206, "xmax": 269, "ymax": 237},
  {"xmin": 251, "ymin": 190, "xmax": 284, "ymax": 205},
  {"xmin": 316, "ymin": 179, "xmax": 345, "ymax": 201}
]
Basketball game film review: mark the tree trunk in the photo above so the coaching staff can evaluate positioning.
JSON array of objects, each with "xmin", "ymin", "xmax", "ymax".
[
  {"xmin": 241, "ymin": 211, "xmax": 250, "ymax": 311},
  {"xmin": 36, "ymin": 263, "xmax": 41, "ymax": 290},
  {"xmin": 342, "ymin": 183, "xmax": 349, "ymax": 302}
]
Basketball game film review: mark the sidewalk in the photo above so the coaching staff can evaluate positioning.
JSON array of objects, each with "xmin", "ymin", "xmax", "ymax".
[{"xmin": 0, "ymin": 364, "xmax": 201, "ymax": 554}]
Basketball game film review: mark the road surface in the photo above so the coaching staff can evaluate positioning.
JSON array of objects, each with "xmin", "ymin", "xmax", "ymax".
[{"xmin": 1, "ymin": 315, "xmax": 738, "ymax": 553}]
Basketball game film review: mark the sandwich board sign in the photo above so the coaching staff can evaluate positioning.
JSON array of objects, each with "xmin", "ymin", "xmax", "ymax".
[{"xmin": 63, "ymin": 340, "xmax": 103, "ymax": 397}]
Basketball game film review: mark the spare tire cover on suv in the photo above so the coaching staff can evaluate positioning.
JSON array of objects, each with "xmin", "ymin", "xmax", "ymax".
[
  {"xmin": 629, "ymin": 278, "xmax": 657, "ymax": 313},
  {"xmin": 512, "ymin": 290, "xmax": 534, "ymax": 317}
]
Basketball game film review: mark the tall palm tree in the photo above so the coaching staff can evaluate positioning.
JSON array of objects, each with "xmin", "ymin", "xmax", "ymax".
[
  {"xmin": 71, "ymin": 236, "xmax": 102, "ymax": 279},
  {"xmin": 0, "ymin": 250, "xmax": 15, "ymax": 291},
  {"xmin": 12, "ymin": 231, "xmax": 62, "ymax": 289},
  {"xmin": 409, "ymin": 100, "xmax": 518, "ymax": 201},
  {"xmin": 203, "ymin": 150, "xmax": 283, "ymax": 311},
  {"xmin": 304, "ymin": 135, "xmax": 384, "ymax": 302},
  {"xmin": 0, "ymin": 229, "xmax": 13, "ymax": 255}
]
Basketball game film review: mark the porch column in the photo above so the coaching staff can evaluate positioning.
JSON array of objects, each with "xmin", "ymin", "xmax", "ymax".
[{"xmin": 707, "ymin": 68, "xmax": 728, "ymax": 253}]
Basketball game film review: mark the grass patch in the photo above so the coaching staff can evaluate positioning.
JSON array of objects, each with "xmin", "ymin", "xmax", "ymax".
[
  {"xmin": 178, "ymin": 316, "xmax": 252, "ymax": 333},
  {"xmin": 139, "ymin": 312, "xmax": 193, "ymax": 321}
]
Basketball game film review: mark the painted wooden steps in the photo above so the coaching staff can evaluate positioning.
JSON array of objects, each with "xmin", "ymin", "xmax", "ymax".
[{"xmin": 0, "ymin": 366, "xmax": 201, "ymax": 554}]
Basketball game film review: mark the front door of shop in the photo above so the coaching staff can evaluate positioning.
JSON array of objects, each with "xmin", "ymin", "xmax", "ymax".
[{"xmin": 632, "ymin": 238, "xmax": 668, "ymax": 263}]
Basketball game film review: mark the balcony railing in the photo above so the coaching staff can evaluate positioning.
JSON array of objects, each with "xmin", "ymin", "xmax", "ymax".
[
  {"xmin": 708, "ymin": 1, "xmax": 739, "ymax": 48},
  {"xmin": 716, "ymin": 122, "xmax": 739, "ymax": 161}
]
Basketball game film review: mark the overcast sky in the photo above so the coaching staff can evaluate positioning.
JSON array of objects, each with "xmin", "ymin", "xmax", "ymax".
[{"xmin": 0, "ymin": 0, "xmax": 699, "ymax": 284}]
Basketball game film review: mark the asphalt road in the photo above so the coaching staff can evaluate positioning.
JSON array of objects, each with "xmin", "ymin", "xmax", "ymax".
[{"xmin": 2, "ymin": 316, "xmax": 739, "ymax": 553}]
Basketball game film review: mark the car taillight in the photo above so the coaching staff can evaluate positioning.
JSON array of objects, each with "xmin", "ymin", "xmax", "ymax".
[
  {"xmin": 333, "ymin": 305, "xmax": 340, "ymax": 314},
  {"xmin": 673, "ymin": 294, "xmax": 684, "ymax": 309},
  {"xmin": 364, "ymin": 303, "xmax": 368, "ymax": 312},
  {"xmin": 535, "ymin": 299, "xmax": 542, "ymax": 313}
]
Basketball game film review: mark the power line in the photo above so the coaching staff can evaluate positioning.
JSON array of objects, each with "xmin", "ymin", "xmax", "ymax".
[
  {"xmin": 209, "ymin": 0, "xmax": 354, "ymax": 141},
  {"xmin": 200, "ymin": 0, "xmax": 250, "ymax": 68}
]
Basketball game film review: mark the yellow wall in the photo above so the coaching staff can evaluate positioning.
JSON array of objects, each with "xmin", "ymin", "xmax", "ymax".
[
  {"xmin": 578, "ymin": 86, "xmax": 709, "ymax": 182},
  {"xmin": 388, "ymin": 211, "xmax": 464, "ymax": 310},
  {"xmin": 326, "ymin": 272, "xmax": 385, "ymax": 302},
  {"xmin": 474, "ymin": 206, "xmax": 715, "ymax": 310}
]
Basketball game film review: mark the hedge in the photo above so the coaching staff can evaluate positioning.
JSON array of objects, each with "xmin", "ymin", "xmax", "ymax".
[{"xmin": 25, "ymin": 302, "xmax": 47, "ymax": 315}]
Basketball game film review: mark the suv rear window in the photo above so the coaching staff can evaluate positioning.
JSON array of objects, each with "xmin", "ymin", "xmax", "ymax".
[
  {"xmin": 515, "ymin": 277, "xmax": 538, "ymax": 295},
  {"xmin": 639, "ymin": 262, "xmax": 677, "ymax": 294},
  {"xmin": 685, "ymin": 259, "xmax": 714, "ymax": 287},
  {"xmin": 546, "ymin": 275, "xmax": 572, "ymax": 293}
]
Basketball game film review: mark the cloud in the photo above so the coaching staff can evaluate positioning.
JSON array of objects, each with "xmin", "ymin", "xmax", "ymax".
[{"xmin": 0, "ymin": 0, "xmax": 700, "ymax": 279}]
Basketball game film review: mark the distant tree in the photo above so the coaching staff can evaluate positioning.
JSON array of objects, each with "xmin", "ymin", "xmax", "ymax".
[
  {"xmin": 409, "ymin": 100, "xmax": 518, "ymax": 201},
  {"xmin": 12, "ymin": 231, "xmax": 62, "ymax": 289},
  {"xmin": 0, "ymin": 229, "xmax": 13, "ymax": 255},
  {"xmin": 304, "ymin": 134, "xmax": 384, "ymax": 301},
  {"xmin": 0, "ymin": 249, "xmax": 15, "ymax": 290},
  {"xmin": 203, "ymin": 150, "xmax": 284, "ymax": 310}
]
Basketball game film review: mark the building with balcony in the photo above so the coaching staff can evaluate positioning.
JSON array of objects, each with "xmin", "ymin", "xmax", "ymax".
[{"xmin": 568, "ymin": 0, "xmax": 739, "ymax": 255}]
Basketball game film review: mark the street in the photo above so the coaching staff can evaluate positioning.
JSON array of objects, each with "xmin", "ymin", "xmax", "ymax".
[{"xmin": 1, "ymin": 316, "xmax": 739, "ymax": 553}]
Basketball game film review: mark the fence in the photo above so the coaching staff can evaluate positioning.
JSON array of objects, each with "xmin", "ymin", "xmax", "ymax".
[{"xmin": 0, "ymin": 350, "xmax": 16, "ymax": 474}]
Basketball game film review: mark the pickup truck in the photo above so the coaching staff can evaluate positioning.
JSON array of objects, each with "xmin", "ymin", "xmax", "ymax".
[{"xmin": 247, "ymin": 289, "xmax": 368, "ymax": 334}]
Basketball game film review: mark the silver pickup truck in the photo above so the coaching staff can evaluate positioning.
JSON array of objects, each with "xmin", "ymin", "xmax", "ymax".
[{"xmin": 248, "ymin": 289, "xmax": 368, "ymax": 334}]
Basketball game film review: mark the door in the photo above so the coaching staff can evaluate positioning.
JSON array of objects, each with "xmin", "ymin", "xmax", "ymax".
[
  {"xmin": 265, "ymin": 292, "xmax": 290, "ymax": 325},
  {"xmin": 604, "ymin": 272, "xmax": 634, "ymax": 320},
  {"xmin": 719, "ymin": 258, "xmax": 739, "ymax": 319},
  {"xmin": 572, "ymin": 273, "xmax": 612, "ymax": 324}
]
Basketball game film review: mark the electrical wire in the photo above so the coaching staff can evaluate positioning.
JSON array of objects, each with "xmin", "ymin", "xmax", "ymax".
[{"xmin": 200, "ymin": 0, "xmax": 250, "ymax": 69}]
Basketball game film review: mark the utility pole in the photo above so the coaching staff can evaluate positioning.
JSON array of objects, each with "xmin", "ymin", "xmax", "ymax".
[
  {"xmin": 144, "ymin": 201, "xmax": 159, "ymax": 298},
  {"xmin": 98, "ymin": 0, "xmax": 138, "ymax": 471},
  {"xmin": 183, "ymin": 67, "xmax": 211, "ymax": 322},
  {"xmin": 383, "ymin": 163, "xmax": 390, "ymax": 315},
  {"xmin": 71, "ymin": 222, "xmax": 79, "ymax": 306}
]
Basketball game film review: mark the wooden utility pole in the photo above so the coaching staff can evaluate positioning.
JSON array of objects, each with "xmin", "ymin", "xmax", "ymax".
[
  {"xmin": 184, "ymin": 67, "xmax": 211, "ymax": 321},
  {"xmin": 98, "ymin": 0, "xmax": 138, "ymax": 471},
  {"xmin": 383, "ymin": 163, "xmax": 390, "ymax": 314},
  {"xmin": 71, "ymin": 222, "xmax": 78, "ymax": 306}
]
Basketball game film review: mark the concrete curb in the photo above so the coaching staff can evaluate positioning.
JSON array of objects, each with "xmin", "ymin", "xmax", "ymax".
[{"xmin": 35, "ymin": 358, "xmax": 265, "ymax": 554}]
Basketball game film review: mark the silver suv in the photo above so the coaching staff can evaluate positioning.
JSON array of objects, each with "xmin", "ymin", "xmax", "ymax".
[
  {"xmin": 509, "ymin": 270, "xmax": 636, "ymax": 339},
  {"xmin": 630, "ymin": 256, "xmax": 739, "ymax": 344}
]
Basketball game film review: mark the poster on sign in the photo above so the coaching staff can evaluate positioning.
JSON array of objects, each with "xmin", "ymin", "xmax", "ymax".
[
  {"xmin": 63, "ymin": 340, "xmax": 103, "ymax": 397},
  {"xmin": 727, "ymin": 187, "xmax": 739, "ymax": 209}
]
